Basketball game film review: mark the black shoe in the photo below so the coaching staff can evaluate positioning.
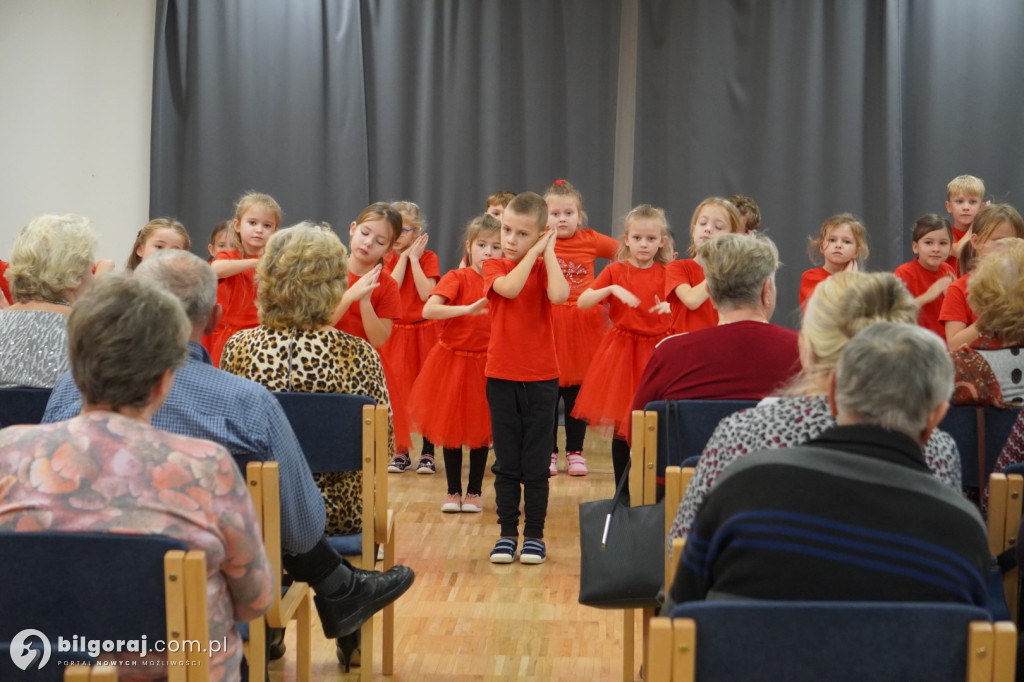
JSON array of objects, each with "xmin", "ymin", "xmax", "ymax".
[
  {"xmin": 314, "ymin": 564, "xmax": 415, "ymax": 638},
  {"xmin": 336, "ymin": 630, "xmax": 361, "ymax": 672},
  {"xmin": 268, "ymin": 626, "xmax": 286, "ymax": 661}
]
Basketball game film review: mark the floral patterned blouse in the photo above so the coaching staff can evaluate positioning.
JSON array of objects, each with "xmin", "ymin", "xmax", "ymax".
[
  {"xmin": 0, "ymin": 412, "xmax": 273, "ymax": 682},
  {"xmin": 667, "ymin": 395, "xmax": 963, "ymax": 549}
]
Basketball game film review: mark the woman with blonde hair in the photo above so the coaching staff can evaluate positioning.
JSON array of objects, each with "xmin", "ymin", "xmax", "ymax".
[
  {"xmin": 0, "ymin": 214, "xmax": 98, "ymax": 387},
  {"xmin": 667, "ymin": 271, "xmax": 963, "ymax": 545}
]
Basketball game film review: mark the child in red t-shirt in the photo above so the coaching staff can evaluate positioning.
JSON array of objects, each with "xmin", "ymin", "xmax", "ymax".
[
  {"xmin": 483, "ymin": 192, "xmax": 569, "ymax": 565},
  {"xmin": 0, "ymin": 259, "xmax": 12, "ymax": 306},
  {"xmin": 799, "ymin": 213, "xmax": 869, "ymax": 309},
  {"xmin": 940, "ymin": 203, "xmax": 1024, "ymax": 349},
  {"xmin": 206, "ymin": 191, "xmax": 282, "ymax": 366},
  {"xmin": 409, "ymin": 214, "xmax": 502, "ymax": 513},
  {"xmin": 379, "ymin": 201, "xmax": 442, "ymax": 474},
  {"xmin": 573, "ymin": 204, "xmax": 673, "ymax": 497},
  {"xmin": 944, "ymin": 174, "xmax": 986, "ymax": 274},
  {"xmin": 125, "ymin": 218, "xmax": 190, "ymax": 272},
  {"xmin": 894, "ymin": 215, "xmax": 954, "ymax": 337},
  {"xmin": 544, "ymin": 179, "xmax": 619, "ymax": 476},
  {"xmin": 207, "ymin": 221, "xmax": 233, "ymax": 262},
  {"xmin": 666, "ymin": 197, "xmax": 743, "ymax": 333},
  {"xmin": 329, "ymin": 203, "xmax": 412, "ymax": 461}
]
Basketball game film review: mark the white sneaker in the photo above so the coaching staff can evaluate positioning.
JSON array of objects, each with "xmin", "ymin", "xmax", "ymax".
[{"xmin": 550, "ymin": 452, "xmax": 558, "ymax": 476}]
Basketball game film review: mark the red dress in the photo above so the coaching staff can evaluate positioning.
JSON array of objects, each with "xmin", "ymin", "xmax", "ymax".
[
  {"xmin": 572, "ymin": 262, "xmax": 671, "ymax": 438},
  {"xmin": 378, "ymin": 250, "xmax": 442, "ymax": 421},
  {"xmin": 408, "ymin": 268, "xmax": 491, "ymax": 448},
  {"xmin": 666, "ymin": 259, "xmax": 717, "ymax": 333},
  {"xmin": 334, "ymin": 270, "xmax": 413, "ymax": 451},
  {"xmin": 894, "ymin": 259, "xmax": 956, "ymax": 337},
  {"xmin": 0, "ymin": 260, "xmax": 11, "ymax": 304},
  {"xmin": 552, "ymin": 229, "xmax": 618, "ymax": 386},
  {"xmin": 206, "ymin": 249, "xmax": 258, "ymax": 367},
  {"xmin": 799, "ymin": 267, "xmax": 832, "ymax": 310}
]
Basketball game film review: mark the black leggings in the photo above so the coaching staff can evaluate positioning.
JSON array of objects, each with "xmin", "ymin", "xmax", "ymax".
[
  {"xmin": 611, "ymin": 437, "xmax": 631, "ymax": 507},
  {"xmin": 443, "ymin": 446, "xmax": 489, "ymax": 495},
  {"xmin": 553, "ymin": 384, "xmax": 587, "ymax": 453}
]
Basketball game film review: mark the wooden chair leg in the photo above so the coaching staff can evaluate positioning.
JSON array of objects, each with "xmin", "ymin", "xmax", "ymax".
[{"xmin": 623, "ymin": 608, "xmax": 635, "ymax": 681}]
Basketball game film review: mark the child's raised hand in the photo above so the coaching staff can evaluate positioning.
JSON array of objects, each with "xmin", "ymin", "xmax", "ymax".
[
  {"xmin": 409, "ymin": 233, "xmax": 429, "ymax": 260},
  {"xmin": 464, "ymin": 297, "xmax": 489, "ymax": 316},
  {"xmin": 348, "ymin": 264, "xmax": 382, "ymax": 301},
  {"xmin": 648, "ymin": 295, "xmax": 672, "ymax": 315},
  {"xmin": 529, "ymin": 228, "xmax": 555, "ymax": 258},
  {"xmin": 843, "ymin": 259, "xmax": 859, "ymax": 273},
  {"xmin": 611, "ymin": 285, "xmax": 641, "ymax": 308},
  {"xmin": 93, "ymin": 259, "xmax": 115, "ymax": 276}
]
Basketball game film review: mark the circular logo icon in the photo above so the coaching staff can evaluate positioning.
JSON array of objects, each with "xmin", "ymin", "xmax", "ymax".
[{"xmin": 9, "ymin": 629, "xmax": 51, "ymax": 671}]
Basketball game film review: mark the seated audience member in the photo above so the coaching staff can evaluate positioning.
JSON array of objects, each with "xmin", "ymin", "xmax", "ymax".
[
  {"xmin": 0, "ymin": 214, "xmax": 97, "ymax": 387},
  {"xmin": 42, "ymin": 249, "xmax": 414, "ymax": 653},
  {"xmin": 950, "ymin": 238, "xmax": 1024, "ymax": 407},
  {"xmin": 219, "ymin": 223, "xmax": 400, "ymax": 664},
  {"xmin": 667, "ymin": 322, "xmax": 989, "ymax": 611},
  {"xmin": 668, "ymin": 273, "xmax": 962, "ymax": 544},
  {"xmin": 0, "ymin": 275, "xmax": 273, "ymax": 681},
  {"xmin": 631, "ymin": 233, "xmax": 800, "ymax": 409}
]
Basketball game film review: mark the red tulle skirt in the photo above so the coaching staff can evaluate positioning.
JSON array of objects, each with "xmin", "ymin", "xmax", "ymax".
[
  {"xmin": 552, "ymin": 304, "xmax": 611, "ymax": 386},
  {"xmin": 408, "ymin": 340, "xmax": 492, "ymax": 449},
  {"xmin": 572, "ymin": 326, "xmax": 668, "ymax": 439},
  {"xmin": 379, "ymin": 319, "xmax": 441, "ymax": 402},
  {"xmin": 379, "ymin": 355, "xmax": 413, "ymax": 453}
]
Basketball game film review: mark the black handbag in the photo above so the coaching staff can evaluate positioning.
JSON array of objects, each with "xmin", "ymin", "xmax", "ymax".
[{"xmin": 578, "ymin": 458, "xmax": 664, "ymax": 610}]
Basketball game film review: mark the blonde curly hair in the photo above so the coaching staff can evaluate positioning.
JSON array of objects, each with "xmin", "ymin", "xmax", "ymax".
[
  {"xmin": 8, "ymin": 214, "xmax": 96, "ymax": 302},
  {"xmin": 969, "ymin": 238, "xmax": 1024, "ymax": 343},
  {"xmin": 257, "ymin": 223, "xmax": 348, "ymax": 329}
]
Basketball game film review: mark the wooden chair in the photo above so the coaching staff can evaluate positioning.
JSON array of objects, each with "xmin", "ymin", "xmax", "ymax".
[
  {"xmin": 989, "ymin": 471, "xmax": 1024, "ymax": 622},
  {"xmin": 0, "ymin": 386, "xmax": 53, "ymax": 427},
  {"xmin": 663, "ymin": 465, "xmax": 695, "ymax": 588},
  {"xmin": 648, "ymin": 602, "xmax": 1017, "ymax": 682},
  {"xmin": 0, "ymin": 532, "xmax": 209, "ymax": 682},
  {"xmin": 244, "ymin": 461, "xmax": 313, "ymax": 682},
  {"xmin": 941, "ymin": 405, "xmax": 1022, "ymax": 495},
  {"xmin": 65, "ymin": 665, "xmax": 118, "ymax": 680},
  {"xmin": 272, "ymin": 392, "xmax": 396, "ymax": 682}
]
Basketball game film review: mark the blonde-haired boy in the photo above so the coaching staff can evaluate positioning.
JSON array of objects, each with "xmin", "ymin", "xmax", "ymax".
[{"xmin": 945, "ymin": 174, "xmax": 985, "ymax": 266}]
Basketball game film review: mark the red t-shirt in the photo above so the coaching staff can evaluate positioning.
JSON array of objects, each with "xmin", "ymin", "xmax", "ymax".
[
  {"xmin": 799, "ymin": 267, "xmax": 832, "ymax": 310},
  {"xmin": 0, "ymin": 260, "xmax": 11, "ymax": 304},
  {"xmin": 334, "ymin": 270, "xmax": 403, "ymax": 342},
  {"xmin": 938, "ymin": 273, "xmax": 977, "ymax": 328},
  {"xmin": 592, "ymin": 261, "xmax": 671, "ymax": 335},
  {"xmin": 483, "ymin": 258, "xmax": 558, "ymax": 381},
  {"xmin": 631, "ymin": 321, "xmax": 801, "ymax": 411},
  {"xmin": 945, "ymin": 226, "xmax": 968, "ymax": 274},
  {"xmin": 666, "ymin": 259, "xmax": 717, "ymax": 333},
  {"xmin": 554, "ymin": 229, "xmax": 620, "ymax": 305},
  {"xmin": 431, "ymin": 267, "xmax": 489, "ymax": 352},
  {"xmin": 894, "ymin": 259, "xmax": 956, "ymax": 337},
  {"xmin": 383, "ymin": 250, "xmax": 441, "ymax": 324},
  {"xmin": 214, "ymin": 249, "xmax": 259, "ymax": 328}
]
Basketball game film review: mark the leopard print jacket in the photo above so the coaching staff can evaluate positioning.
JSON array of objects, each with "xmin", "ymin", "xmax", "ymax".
[{"xmin": 221, "ymin": 326, "xmax": 394, "ymax": 535}]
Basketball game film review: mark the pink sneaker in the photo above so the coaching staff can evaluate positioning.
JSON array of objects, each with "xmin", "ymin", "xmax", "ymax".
[
  {"xmin": 566, "ymin": 452, "xmax": 588, "ymax": 476},
  {"xmin": 461, "ymin": 494, "xmax": 483, "ymax": 513},
  {"xmin": 441, "ymin": 493, "xmax": 462, "ymax": 513},
  {"xmin": 550, "ymin": 452, "xmax": 559, "ymax": 476}
]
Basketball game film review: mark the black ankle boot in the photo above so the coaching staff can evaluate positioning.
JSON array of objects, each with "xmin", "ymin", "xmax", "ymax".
[
  {"xmin": 313, "ymin": 564, "xmax": 415, "ymax": 638},
  {"xmin": 336, "ymin": 630, "xmax": 361, "ymax": 672}
]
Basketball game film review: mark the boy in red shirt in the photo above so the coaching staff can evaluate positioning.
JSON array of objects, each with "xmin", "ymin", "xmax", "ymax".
[
  {"xmin": 944, "ymin": 174, "xmax": 985, "ymax": 273},
  {"xmin": 894, "ymin": 214, "xmax": 955, "ymax": 337},
  {"xmin": 483, "ymin": 192, "xmax": 569, "ymax": 565}
]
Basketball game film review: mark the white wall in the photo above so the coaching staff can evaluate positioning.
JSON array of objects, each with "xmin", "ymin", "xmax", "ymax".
[{"xmin": 0, "ymin": 0, "xmax": 155, "ymax": 264}]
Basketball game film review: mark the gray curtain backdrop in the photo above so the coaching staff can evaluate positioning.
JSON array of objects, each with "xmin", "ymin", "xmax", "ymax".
[
  {"xmin": 151, "ymin": 0, "xmax": 620, "ymax": 270},
  {"xmin": 152, "ymin": 0, "xmax": 1024, "ymax": 328}
]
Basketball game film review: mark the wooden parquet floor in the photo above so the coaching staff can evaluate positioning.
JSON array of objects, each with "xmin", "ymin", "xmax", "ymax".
[{"xmin": 268, "ymin": 429, "xmax": 646, "ymax": 681}]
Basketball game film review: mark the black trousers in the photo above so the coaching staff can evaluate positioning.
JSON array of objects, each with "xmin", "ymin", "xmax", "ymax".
[
  {"xmin": 552, "ymin": 383, "xmax": 587, "ymax": 453},
  {"xmin": 486, "ymin": 377, "xmax": 558, "ymax": 539}
]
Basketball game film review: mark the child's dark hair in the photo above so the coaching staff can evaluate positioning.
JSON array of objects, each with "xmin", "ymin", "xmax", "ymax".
[
  {"xmin": 463, "ymin": 214, "xmax": 501, "ymax": 265},
  {"xmin": 505, "ymin": 192, "xmax": 549, "ymax": 229},
  {"xmin": 911, "ymin": 214, "xmax": 952, "ymax": 243},
  {"xmin": 544, "ymin": 179, "xmax": 588, "ymax": 227},
  {"xmin": 125, "ymin": 218, "xmax": 190, "ymax": 271},
  {"xmin": 807, "ymin": 213, "xmax": 869, "ymax": 265},
  {"xmin": 354, "ymin": 202, "xmax": 403, "ymax": 248}
]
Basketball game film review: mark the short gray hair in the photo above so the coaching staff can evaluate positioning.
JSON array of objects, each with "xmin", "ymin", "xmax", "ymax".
[
  {"xmin": 134, "ymin": 249, "xmax": 217, "ymax": 324},
  {"xmin": 700, "ymin": 233, "xmax": 779, "ymax": 308},
  {"xmin": 834, "ymin": 322, "xmax": 953, "ymax": 438},
  {"xmin": 67, "ymin": 274, "xmax": 190, "ymax": 410}
]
